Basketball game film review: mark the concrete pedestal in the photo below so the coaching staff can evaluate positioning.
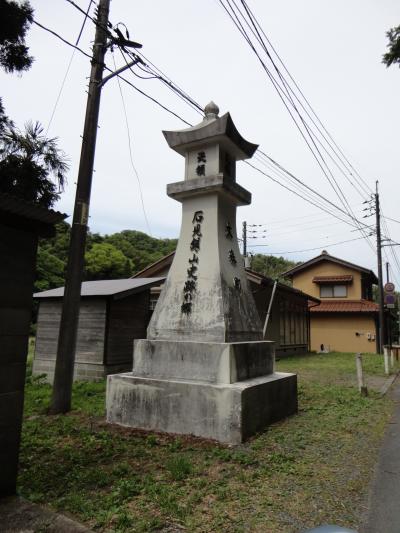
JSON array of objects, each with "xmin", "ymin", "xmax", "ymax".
[
  {"xmin": 107, "ymin": 339, "xmax": 297, "ymax": 444},
  {"xmin": 107, "ymin": 371, "xmax": 297, "ymax": 444}
]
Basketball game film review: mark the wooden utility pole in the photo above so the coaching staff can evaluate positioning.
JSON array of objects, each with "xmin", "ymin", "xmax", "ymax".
[
  {"xmin": 51, "ymin": 0, "xmax": 111, "ymax": 413},
  {"xmin": 375, "ymin": 181, "xmax": 385, "ymax": 354}
]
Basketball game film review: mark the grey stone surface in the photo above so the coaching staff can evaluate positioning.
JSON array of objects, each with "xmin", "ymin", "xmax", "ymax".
[
  {"xmin": 167, "ymin": 174, "xmax": 251, "ymax": 205},
  {"xmin": 0, "ymin": 496, "xmax": 92, "ymax": 532},
  {"xmin": 107, "ymin": 371, "xmax": 297, "ymax": 444},
  {"xmin": 147, "ymin": 194, "xmax": 262, "ymax": 343},
  {"xmin": 106, "ymin": 103, "xmax": 297, "ymax": 444},
  {"xmin": 133, "ymin": 339, "xmax": 275, "ymax": 384},
  {"xmin": 162, "ymin": 110, "xmax": 258, "ymax": 160}
]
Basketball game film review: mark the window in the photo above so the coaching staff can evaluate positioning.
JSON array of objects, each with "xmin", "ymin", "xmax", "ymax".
[
  {"xmin": 320, "ymin": 284, "xmax": 347, "ymax": 298},
  {"xmin": 149, "ymin": 296, "xmax": 159, "ymax": 311}
]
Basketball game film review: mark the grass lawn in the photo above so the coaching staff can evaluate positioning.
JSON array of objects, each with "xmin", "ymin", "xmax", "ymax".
[{"xmin": 19, "ymin": 351, "xmax": 396, "ymax": 532}]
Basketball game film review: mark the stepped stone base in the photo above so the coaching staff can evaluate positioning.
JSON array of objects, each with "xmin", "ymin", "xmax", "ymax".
[
  {"xmin": 106, "ymin": 371, "xmax": 297, "ymax": 444},
  {"xmin": 131, "ymin": 338, "xmax": 275, "ymax": 384}
]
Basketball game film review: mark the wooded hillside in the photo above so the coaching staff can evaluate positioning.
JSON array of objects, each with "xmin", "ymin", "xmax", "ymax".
[
  {"xmin": 35, "ymin": 222, "xmax": 177, "ymax": 292},
  {"xmin": 35, "ymin": 222, "xmax": 298, "ymax": 292}
]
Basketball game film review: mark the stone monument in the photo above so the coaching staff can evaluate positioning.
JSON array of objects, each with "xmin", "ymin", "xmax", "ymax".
[{"xmin": 107, "ymin": 102, "xmax": 297, "ymax": 444}]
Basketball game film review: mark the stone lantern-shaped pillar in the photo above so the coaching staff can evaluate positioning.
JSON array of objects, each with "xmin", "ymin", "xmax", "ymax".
[{"xmin": 107, "ymin": 103, "xmax": 297, "ymax": 444}]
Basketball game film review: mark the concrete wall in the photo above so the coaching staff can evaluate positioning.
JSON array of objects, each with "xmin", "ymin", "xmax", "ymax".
[
  {"xmin": 292, "ymin": 261, "xmax": 362, "ymax": 300},
  {"xmin": 33, "ymin": 298, "xmax": 107, "ymax": 382},
  {"xmin": 310, "ymin": 313, "xmax": 377, "ymax": 353},
  {"xmin": 0, "ymin": 222, "xmax": 37, "ymax": 495}
]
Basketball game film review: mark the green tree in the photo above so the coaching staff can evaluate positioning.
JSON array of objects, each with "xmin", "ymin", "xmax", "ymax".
[
  {"xmin": 0, "ymin": 1, "xmax": 68, "ymax": 208},
  {"xmin": 104, "ymin": 230, "xmax": 177, "ymax": 273},
  {"xmin": 0, "ymin": 0, "xmax": 33, "ymax": 132},
  {"xmin": 84, "ymin": 242, "xmax": 132, "ymax": 280},
  {"xmin": 383, "ymin": 25, "xmax": 400, "ymax": 68},
  {"xmin": 250, "ymin": 254, "xmax": 299, "ymax": 282},
  {"xmin": 0, "ymin": 121, "xmax": 68, "ymax": 207},
  {"xmin": 0, "ymin": 0, "xmax": 33, "ymax": 73},
  {"xmin": 35, "ymin": 248, "xmax": 65, "ymax": 292}
]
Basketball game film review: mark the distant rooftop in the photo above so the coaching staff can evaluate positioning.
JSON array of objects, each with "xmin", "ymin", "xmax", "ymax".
[
  {"xmin": 283, "ymin": 250, "xmax": 378, "ymax": 283},
  {"xmin": 34, "ymin": 278, "xmax": 165, "ymax": 299}
]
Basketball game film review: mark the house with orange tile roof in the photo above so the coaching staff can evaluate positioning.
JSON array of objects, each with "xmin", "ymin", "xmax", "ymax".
[{"xmin": 283, "ymin": 250, "xmax": 379, "ymax": 353}]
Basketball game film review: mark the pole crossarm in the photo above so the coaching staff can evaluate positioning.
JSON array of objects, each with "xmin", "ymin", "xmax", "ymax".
[{"xmin": 98, "ymin": 56, "xmax": 141, "ymax": 87}]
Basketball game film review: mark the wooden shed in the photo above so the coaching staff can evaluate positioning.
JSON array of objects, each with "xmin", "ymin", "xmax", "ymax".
[
  {"xmin": 134, "ymin": 253, "xmax": 319, "ymax": 357},
  {"xmin": 33, "ymin": 278, "xmax": 164, "ymax": 382}
]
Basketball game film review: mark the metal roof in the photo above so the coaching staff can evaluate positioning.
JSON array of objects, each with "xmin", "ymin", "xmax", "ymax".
[{"xmin": 34, "ymin": 277, "xmax": 165, "ymax": 299}]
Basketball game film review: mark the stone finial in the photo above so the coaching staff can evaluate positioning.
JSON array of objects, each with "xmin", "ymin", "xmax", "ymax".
[
  {"xmin": 321, "ymin": 250, "xmax": 329, "ymax": 255},
  {"xmin": 204, "ymin": 101, "xmax": 219, "ymax": 120}
]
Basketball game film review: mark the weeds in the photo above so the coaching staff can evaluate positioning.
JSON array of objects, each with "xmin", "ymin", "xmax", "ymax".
[{"xmin": 18, "ymin": 352, "xmax": 394, "ymax": 532}]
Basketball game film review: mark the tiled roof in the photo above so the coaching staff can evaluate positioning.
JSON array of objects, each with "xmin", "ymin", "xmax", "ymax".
[
  {"xmin": 313, "ymin": 275, "xmax": 353, "ymax": 283},
  {"xmin": 310, "ymin": 299, "xmax": 379, "ymax": 313},
  {"xmin": 282, "ymin": 251, "xmax": 378, "ymax": 284}
]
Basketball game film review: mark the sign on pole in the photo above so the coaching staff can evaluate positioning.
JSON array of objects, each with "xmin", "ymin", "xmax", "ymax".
[
  {"xmin": 385, "ymin": 293, "xmax": 396, "ymax": 309},
  {"xmin": 385, "ymin": 282, "xmax": 395, "ymax": 293}
]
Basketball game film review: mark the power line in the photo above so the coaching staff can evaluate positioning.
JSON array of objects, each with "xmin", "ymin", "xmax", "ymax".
[
  {"xmin": 34, "ymin": 13, "xmax": 381, "ymax": 261},
  {"xmin": 247, "ymin": 236, "xmax": 366, "ymax": 253},
  {"xmin": 239, "ymin": 0, "xmax": 372, "ymax": 197},
  {"xmin": 253, "ymin": 151, "xmax": 376, "ymax": 254},
  {"xmin": 219, "ymin": 0, "xmax": 374, "ymax": 250},
  {"xmin": 249, "ymin": 154, "xmax": 375, "ymax": 237},
  {"xmin": 237, "ymin": 0, "xmax": 372, "ymax": 198},
  {"xmin": 33, "ymin": 19, "xmax": 194, "ymax": 127},
  {"xmin": 32, "ymin": 19, "xmax": 92, "ymax": 59},
  {"xmin": 65, "ymin": 0, "xmax": 111, "ymax": 33},
  {"xmin": 45, "ymin": 0, "xmax": 95, "ymax": 136},
  {"xmin": 219, "ymin": 0, "xmax": 362, "ymax": 208},
  {"xmin": 384, "ymin": 215, "xmax": 400, "ymax": 225},
  {"xmin": 112, "ymin": 53, "xmax": 152, "ymax": 236}
]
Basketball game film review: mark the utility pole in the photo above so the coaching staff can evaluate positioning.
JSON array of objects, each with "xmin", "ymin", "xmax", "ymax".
[
  {"xmin": 386, "ymin": 262, "xmax": 392, "ymax": 352},
  {"xmin": 50, "ymin": 0, "xmax": 111, "ymax": 413},
  {"xmin": 375, "ymin": 181, "xmax": 385, "ymax": 354},
  {"xmin": 242, "ymin": 221, "xmax": 247, "ymax": 258},
  {"xmin": 398, "ymin": 293, "xmax": 400, "ymax": 345}
]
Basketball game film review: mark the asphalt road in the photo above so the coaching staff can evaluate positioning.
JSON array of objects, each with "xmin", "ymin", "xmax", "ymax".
[{"xmin": 361, "ymin": 378, "xmax": 400, "ymax": 533}]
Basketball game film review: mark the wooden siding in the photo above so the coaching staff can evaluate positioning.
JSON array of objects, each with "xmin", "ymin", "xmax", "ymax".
[
  {"xmin": 34, "ymin": 298, "xmax": 106, "ymax": 366},
  {"xmin": 106, "ymin": 291, "xmax": 150, "ymax": 366},
  {"xmin": 252, "ymin": 283, "xmax": 309, "ymax": 357}
]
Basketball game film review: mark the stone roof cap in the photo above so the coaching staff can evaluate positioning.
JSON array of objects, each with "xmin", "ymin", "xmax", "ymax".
[{"xmin": 162, "ymin": 103, "xmax": 258, "ymax": 160}]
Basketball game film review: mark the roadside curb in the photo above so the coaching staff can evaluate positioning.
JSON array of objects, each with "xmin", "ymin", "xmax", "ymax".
[
  {"xmin": 0, "ymin": 495, "xmax": 92, "ymax": 533},
  {"xmin": 379, "ymin": 371, "xmax": 400, "ymax": 396}
]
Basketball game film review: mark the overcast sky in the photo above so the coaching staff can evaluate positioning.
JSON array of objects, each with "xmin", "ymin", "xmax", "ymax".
[{"xmin": 2, "ymin": 0, "xmax": 400, "ymax": 283}]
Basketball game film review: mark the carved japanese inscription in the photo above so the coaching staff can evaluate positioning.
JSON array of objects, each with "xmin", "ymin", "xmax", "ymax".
[{"xmin": 181, "ymin": 210, "xmax": 204, "ymax": 314}]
